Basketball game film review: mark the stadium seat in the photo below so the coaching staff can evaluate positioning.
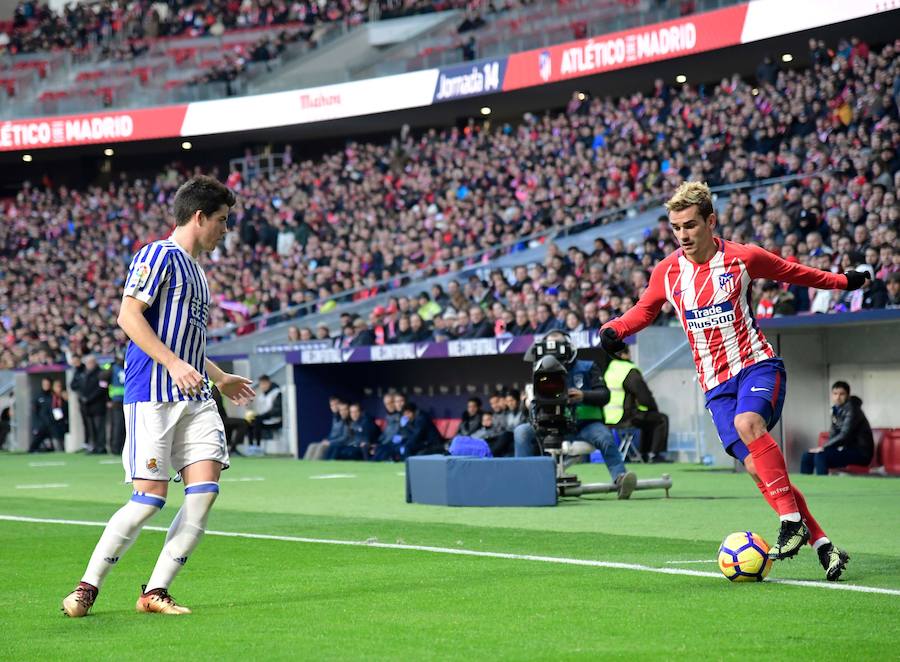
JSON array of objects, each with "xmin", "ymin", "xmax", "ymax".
[
  {"xmin": 822, "ymin": 428, "xmax": 895, "ymax": 476},
  {"xmin": 880, "ymin": 429, "xmax": 900, "ymax": 476},
  {"xmin": 433, "ymin": 418, "xmax": 461, "ymax": 441}
]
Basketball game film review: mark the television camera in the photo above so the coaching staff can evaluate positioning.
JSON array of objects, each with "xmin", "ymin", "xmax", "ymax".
[{"xmin": 524, "ymin": 333, "xmax": 672, "ymax": 498}]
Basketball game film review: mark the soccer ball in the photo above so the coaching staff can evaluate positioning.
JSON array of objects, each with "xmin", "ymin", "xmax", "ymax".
[{"xmin": 717, "ymin": 531, "xmax": 773, "ymax": 582}]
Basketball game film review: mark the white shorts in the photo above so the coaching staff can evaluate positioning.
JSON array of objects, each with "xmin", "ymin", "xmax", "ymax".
[{"xmin": 123, "ymin": 399, "xmax": 229, "ymax": 483}]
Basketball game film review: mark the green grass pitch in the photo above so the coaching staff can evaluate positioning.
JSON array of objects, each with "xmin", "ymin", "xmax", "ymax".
[{"xmin": 1, "ymin": 454, "xmax": 898, "ymax": 660}]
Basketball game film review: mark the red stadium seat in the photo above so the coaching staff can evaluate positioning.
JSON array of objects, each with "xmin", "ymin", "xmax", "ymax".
[
  {"xmin": 825, "ymin": 428, "xmax": 895, "ymax": 475},
  {"xmin": 433, "ymin": 418, "xmax": 461, "ymax": 441},
  {"xmin": 881, "ymin": 430, "xmax": 900, "ymax": 476}
]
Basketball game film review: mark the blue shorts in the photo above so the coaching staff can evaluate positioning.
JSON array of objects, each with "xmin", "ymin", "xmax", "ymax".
[{"xmin": 704, "ymin": 358, "xmax": 786, "ymax": 462}]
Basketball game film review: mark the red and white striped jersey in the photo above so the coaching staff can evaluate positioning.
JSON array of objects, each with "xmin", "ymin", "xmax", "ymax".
[{"xmin": 604, "ymin": 239, "xmax": 848, "ymax": 391}]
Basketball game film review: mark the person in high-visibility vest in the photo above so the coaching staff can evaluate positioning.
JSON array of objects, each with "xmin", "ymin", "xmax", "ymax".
[
  {"xmin": 514, "ymin": 330, "xmax": 637, "ymax": 499},
  {"xmin": 603, "ymin": 346, "xmax": 670, "ymax": 463}
]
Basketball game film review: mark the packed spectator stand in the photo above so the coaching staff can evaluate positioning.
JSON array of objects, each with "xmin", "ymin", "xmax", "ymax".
[
  {"xmin": 1, "ymin": 35, "xmax": 899, "ymax": 370},
  {"xmin": 0, "ymin": 0, "xmax": 525, "ymax": 115}
]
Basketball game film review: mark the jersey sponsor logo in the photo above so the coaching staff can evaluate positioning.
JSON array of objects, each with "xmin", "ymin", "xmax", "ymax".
[
  {"xmin": 189, "ymin": 296, "xmax": 209, "ymax": 329},
  {"xmin": 718, "ymin": 272, "xmax": 736, "ymax": 295},
  {"xmin": 684, "ymin": 301, "xmax": 735, "ymax": 331}
]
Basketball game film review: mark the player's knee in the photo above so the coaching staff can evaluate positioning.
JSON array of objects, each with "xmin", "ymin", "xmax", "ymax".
[
  {"xmin": 733, "ymin": 412, "xmax": 765, "ymax": 441},
  {"xmin": 184, "ymin": 481, "xmax": 219, "ymax": 508}
]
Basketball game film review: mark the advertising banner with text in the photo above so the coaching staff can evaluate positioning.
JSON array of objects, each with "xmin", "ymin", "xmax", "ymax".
[{"xmin": 3, "ymin": 0, "xmax": 893, "ymax": 152}]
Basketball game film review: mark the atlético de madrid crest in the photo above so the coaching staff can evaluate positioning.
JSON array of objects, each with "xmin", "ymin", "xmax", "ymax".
[{"xmin": 718, "ymin": 273, "xmax": 735, "ymax": 295}]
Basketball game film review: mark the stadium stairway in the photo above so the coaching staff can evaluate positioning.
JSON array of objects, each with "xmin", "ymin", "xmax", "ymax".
[{"xmin": 248, "ymin": 11, "xmax": 459, "ymax": 94}]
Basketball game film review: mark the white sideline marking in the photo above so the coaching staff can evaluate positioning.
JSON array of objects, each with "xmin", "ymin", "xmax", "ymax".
[
  {"xmin": 99, "ymin": 460, "xmax": 121, "ymax": 465},
  {"xmin": 666, "ymin": 559, "xmax": 718, "ymax": 564},
  {"xmin": 1, "ymin": 514, "xmax": 898, "ymax": 597},
  {"xmin": 220, "ymin": 477, "xmax": 266, "ymax": 482},
  {"xmin": 15, "ymin": 484, "xmax": 69, "ymax": 490},
  {"xmin": 396, "ymin": 472, "xmax": 406, "ymax": 477},
  {"xmin": 309, "ymin": 474, "xmax": 356, "ymax": 480},
  {"xmin": 28, "ymin": 461, "xmax": 66, "ymax": 467}
]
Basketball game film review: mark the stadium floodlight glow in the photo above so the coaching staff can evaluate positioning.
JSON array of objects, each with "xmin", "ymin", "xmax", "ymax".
[
  {"xmin": 675, "ymin": 74, "xmax": 687, "ymax": 84},
  {"xmin": 782, "ymin": 53, "xmax": 793, "ymax": 62},
  {"xmin": 22, "ymin": 154, "xmax": 33, "ymax": 162},
  {"xmin": 104, "ymin": 148, "xmax": 114, "ymax": 157},
  {"xmin": 480, "ymin": 106, "xmax": 491, "ymax": 116},
  {"xmin": 181, "ymin": 141, "xmax": 192, "ymax": 150}
]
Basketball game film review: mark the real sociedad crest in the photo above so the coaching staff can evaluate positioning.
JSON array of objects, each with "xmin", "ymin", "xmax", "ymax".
[
  {"xmin": 538, "ymin": 50, "xmax": 552, "ymax": 82},
  {"xmin": 718, "ymin": 273, "xmax": 735, "ymax": 295}
]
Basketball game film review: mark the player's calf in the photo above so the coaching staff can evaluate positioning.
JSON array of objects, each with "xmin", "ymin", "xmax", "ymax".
[{"xmin": 144, "ymin": 482, "xmax": 219, "ymax": 593}]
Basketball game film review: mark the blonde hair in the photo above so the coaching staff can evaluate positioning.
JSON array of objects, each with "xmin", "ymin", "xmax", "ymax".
[{"xmin": 665, "ymin": 181, "xmax": 714, "ymax": 219}]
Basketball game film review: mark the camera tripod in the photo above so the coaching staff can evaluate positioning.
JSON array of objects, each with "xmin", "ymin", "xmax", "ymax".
[{"xmin": 547, "ymin": 441, "xmax": 673, "ymax": 498}]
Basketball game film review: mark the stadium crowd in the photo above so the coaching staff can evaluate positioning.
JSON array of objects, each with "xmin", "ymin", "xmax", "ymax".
[
  {"xmin": 303, "ymin": 389, "xmax": 527, "ymax": 461},
  {"xmin": 0, "ymin": 0, "xmax": 522, "ymax": 56},
  {"xmin": 1, "ymin": 36, "xmax": 899, "ymax": 369}
]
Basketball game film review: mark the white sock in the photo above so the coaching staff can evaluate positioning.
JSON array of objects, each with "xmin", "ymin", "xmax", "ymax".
[
  {"xmin": 82, "ymin": 491, "xmax": 166, "ymax": 589},
  {"xmin": 145, "ymin": 482, "xmax": 218, "ymax": 592},
  {"xmin": 779, "ymin": 512, "xmax": 802, "ymax": 523},
  {"xmin": 812, "ymin": 537, "xmax": 831, "ymax": 551}
]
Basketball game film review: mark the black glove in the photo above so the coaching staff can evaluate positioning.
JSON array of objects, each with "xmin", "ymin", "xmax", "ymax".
[
  {"xmin": 600, "ymin": 327, "xmax": 627, "ymax": 354},
  {"xmin": 843, "ymin": 270, "xmax": 868, "ymax": 291}
]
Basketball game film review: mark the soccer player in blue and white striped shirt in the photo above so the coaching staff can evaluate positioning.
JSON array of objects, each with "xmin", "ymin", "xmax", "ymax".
[{"xmin": 62, "ymin": 176, "xmax": 255, "ymax": 617}]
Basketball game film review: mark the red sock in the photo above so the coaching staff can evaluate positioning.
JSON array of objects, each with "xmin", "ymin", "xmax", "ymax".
[
  {"xmin": 746, "ymin": 433, "xmax": 798, "ymax": 516},
  {"xmin": 754, "ymin": 480, "xmax": 779, "ymax": 513},
  {"xmin": 791, "ymin": 483, "xmax": 827, "ymax": 544}
]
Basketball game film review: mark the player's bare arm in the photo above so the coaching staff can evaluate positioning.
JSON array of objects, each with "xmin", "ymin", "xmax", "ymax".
[
  {"xmin": 206, "ymin": 358, "xmax": 255, "ymax": 405},
  {"xmin": 117, "ymin": 295, "xmax": 205, "ymax": 396}
]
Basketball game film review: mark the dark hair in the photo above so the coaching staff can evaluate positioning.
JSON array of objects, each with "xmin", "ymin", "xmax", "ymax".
[
  {"xmin": 173, "ymin": 176, "xmax": 236, "ymax": 225},
  {"xmin": 259, "ymin": 374, "xmax": 271, "ymax": 382},
  {"xmin": 467, "ymin": 397, "xmax": 482, "ymax": 407},
  {"xmin": 402, "ymin": 402, "xmax": 417, "ymax": 415},
  {"xmin": 505, "ymin": 388, "xmax": 521, "ymax": 400},
  {"xmin": 831, "ymin": 381, "xmax": 850, "ymax": 394}
]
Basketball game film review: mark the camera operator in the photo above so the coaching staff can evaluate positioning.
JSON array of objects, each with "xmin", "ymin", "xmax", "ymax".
[{"xmin": 513, "ymin": 330, "xmax": 637, "ymax": 499}]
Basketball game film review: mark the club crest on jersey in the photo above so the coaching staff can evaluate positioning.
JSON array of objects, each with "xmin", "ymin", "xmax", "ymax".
[
  {"xmin": 146, "ymin": 457, "xmax": 159, "ymax": 474},
  {"xmin": 718, "ymin": 273, "xmax": 736, "ymax": 294},
  {"xmin": 129, "ymin": 263, "xmax": 151, "ymax": 289}
]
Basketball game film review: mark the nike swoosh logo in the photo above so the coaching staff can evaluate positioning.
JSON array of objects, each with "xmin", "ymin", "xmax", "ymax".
[
  {"xmin": 720, "ymin": 560, "xmax": 743, "ymax": 568},
  {"xmin": 673, "ymin": 289, "xmax": 683, "ymax": 297},
  {"xmin": 750, "ymin": 387, "xmax": 770, "ymax": 392},
  {"xmin": 764, "ymin": 476, "xmax": 784, "ymax": 488}
]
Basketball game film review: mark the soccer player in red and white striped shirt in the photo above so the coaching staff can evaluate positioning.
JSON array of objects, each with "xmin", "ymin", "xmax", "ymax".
[{"xmin": 601, "ymin": 181, "xmax": 868, "ymax": 581}]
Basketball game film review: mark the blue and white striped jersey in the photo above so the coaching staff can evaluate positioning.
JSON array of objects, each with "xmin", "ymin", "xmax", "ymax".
[{"xmin": 122, "ymin": 237, "xmax": 212, "ymax": 404}]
